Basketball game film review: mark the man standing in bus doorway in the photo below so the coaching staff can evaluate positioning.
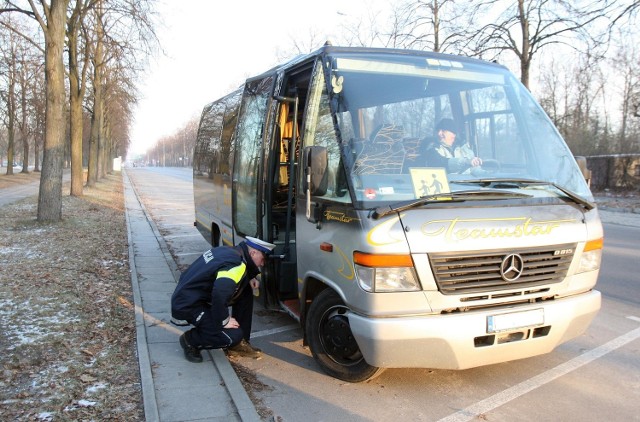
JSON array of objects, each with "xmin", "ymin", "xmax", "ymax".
[{"xmin": 170, "ymin": 237, "xmax": 276, "ymax": 362}]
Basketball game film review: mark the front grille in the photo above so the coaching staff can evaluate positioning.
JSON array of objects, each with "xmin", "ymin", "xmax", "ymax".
[{"xmin": 429, "ymin": 244, "xmax": 576, "ymax": 295}]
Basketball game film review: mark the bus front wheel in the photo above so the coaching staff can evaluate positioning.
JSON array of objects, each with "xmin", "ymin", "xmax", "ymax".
[{"xmin": 306, "ymin": 289, "xmax": 384, "ymax": 383}]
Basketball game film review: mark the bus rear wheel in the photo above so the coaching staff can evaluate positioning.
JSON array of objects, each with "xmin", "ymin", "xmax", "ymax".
[{"xmin": 306, "ymin": 289, "xmax": 384, "ymax": 383}]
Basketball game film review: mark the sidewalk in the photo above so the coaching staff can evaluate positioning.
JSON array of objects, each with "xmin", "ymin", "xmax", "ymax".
[{"xmin": 123, "ymin": 171, "xmax": 260, "ymax": 422}]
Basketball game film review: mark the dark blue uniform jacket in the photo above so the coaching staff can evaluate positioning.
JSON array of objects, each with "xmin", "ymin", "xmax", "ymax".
[{"xmin": 171, "ymin": 243, "xmax": 259, "ymax": 327}]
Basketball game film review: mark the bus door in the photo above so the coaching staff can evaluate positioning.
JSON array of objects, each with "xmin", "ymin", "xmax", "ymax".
[
  {"xmin": 232, "ymin": 76, "xmax": 273, "ymax": 248},
  {"xmin": 264, "ymin": 63, "xmax": 316, "ymax": 312}
]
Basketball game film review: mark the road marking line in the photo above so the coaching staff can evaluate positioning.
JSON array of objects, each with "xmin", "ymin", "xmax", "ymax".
[
  {"xmin": 628, "ymin": 316, "xmax": 640, "ymax": 323},
  {"xmin": 438, "ymin": 322, "xmax": 640, "ymax": 422},
  {"xmin": 252, "ymin": 324, "xmax": 299, "ymax": 339}
]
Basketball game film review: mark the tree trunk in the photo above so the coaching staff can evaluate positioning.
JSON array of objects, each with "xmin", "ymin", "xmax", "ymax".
[
  {"xmin": 87, "ymin": 97, "xmax": 100, "ymax": 187},
  {"xmin": 34, "ymin": 140, "xmax": 41, "ymax": 172},
  {"xmin": 6, "ymin": 78, "xmax": 16, "ymax": 176},
  {"xmin": 98, "ymin": 98, "xmax": 106, "ymax": 179},
  {"xmin": 87, "ymin": 6, "xmax": 104, "ymax": 188},
  {"xmin": 68, "ymin": 26, "xmax": 84, "ymax": 196},
  {"xmin": 69, "ymin": 88, "xmax": 84, "ymax": 193},
  {"xmin": 37, "ymin": 0, "xmax": 69, "ymax": 223},
  {"xmin": 518, "ymin": 0, "xmax": 530, "ymax": 89},
  {"xmin": 20, "ymin": 66, "xmax": 30, "ymax": 174}
]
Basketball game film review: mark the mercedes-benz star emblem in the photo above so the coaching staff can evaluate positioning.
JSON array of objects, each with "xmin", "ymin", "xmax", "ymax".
[{"xmin": 500, "ymin": 253, "xmax": 524, "ymax": 282}]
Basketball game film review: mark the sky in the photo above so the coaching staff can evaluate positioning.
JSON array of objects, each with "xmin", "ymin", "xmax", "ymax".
[{"xmin": 129, "ymin": 0, "xmax": 385, "ymax": 157}]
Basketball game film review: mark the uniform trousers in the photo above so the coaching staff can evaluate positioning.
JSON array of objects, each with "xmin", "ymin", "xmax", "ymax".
[{"xmin": 185, "ymin": 283, "xmax": 254, "ymax": 349}]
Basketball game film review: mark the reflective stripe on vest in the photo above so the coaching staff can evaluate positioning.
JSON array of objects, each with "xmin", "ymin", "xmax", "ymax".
[{"xmin": 216, "ymin": 263, "xmax": 246, "ymax": 284}]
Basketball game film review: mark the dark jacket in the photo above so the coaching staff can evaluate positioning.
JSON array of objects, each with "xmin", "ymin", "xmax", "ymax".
[{"xmin": 171, "ymin": 243, "xmax": 260, "ymax": 325}]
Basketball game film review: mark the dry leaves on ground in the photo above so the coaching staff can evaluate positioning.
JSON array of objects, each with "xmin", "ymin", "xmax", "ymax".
[{"xmin": 0, "ymin": 174, "xmax": 143, "ymax": 421}]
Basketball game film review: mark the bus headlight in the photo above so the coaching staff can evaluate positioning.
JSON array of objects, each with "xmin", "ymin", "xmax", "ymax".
[
  {"xmin": 353, "ymin": 252, "xmax": 421, "ymax": 292},
  {"xmin": 577, "ymin": 238, "xmax": 603, "ymax": 273}
]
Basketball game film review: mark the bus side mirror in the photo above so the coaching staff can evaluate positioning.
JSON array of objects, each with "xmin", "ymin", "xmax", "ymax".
[
  {"xmin": 303, "ymin": 146, "xmax": 328, "ymax": 222},
  {"xmin": 574, "ymin": 156, "xmax": 592, "ymax": 188}
]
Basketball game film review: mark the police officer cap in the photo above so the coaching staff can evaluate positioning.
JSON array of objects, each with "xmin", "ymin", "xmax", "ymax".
[
  {"xmin": 245, "ymin": 236, "xmax": 276, "ymax": 254},
  {"xmin": 436, "ymin": 118, "xmax": 457, "ymax": 135}
]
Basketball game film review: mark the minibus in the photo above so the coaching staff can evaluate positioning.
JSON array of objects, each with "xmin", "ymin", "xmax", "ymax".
[{"xmin": 192, "ymin": 45, "xmax": 602, "ymax": 382}]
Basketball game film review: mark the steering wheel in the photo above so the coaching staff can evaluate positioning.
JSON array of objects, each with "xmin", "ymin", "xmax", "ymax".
[{"xmin": 480, "ymin": 158, "xmax": 500, "ymax": 173}]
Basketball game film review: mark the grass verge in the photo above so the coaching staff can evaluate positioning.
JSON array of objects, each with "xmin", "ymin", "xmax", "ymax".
[{"xmin": 0, "ymin": 173, "xmax": 143, "ymax": 421}]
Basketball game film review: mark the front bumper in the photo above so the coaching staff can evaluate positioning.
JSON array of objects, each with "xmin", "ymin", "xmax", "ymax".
[{"xmin": 348, "ymin": 290, "xmax": 601, "ymax": 369}]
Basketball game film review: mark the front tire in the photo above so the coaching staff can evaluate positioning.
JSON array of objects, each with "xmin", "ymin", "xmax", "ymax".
[{"xmin": 306, "ymin": 289, "xmax": 384, "ymax": 382}]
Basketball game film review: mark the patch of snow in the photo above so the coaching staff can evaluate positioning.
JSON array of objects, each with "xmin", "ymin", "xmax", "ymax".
[
  {"xmin": 0, "ymin": 246, "xmax": 42, "ymax": 258},
  {"xmin": 86, "ymin": 382, "xmax": 108, "ymax": 394},
  {"xmin": 78, "ymin": 399, "xmax": 97, "ymax": 407},
  {"xmin": 37, "ymin": 412, "xmax": 54, "ymax": 421},
  {"xmin": 64, "ymin": 399, "xmax": 98, "ymax": 411},
  {"xmin": 0, "ymin": 298, "xmax": 81, "ymax": 349}
]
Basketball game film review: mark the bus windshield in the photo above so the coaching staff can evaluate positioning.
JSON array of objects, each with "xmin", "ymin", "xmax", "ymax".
[{"xmin": 325, "ymin": 52, "xmax": 592, "ymax": 208}]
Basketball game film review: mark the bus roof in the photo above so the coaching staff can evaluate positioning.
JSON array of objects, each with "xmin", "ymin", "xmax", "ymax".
[{"xmin": 244, "ymin": 44, "xmax": 507, "ymax": 83}]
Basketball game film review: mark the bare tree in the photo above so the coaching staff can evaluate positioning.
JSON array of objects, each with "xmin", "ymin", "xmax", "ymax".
[
  {"xmin": 1, "ymin": 0, "xmax": 71, "ymax": 222},
  {"xmin": 103, "ymin": 63, "xmax": 136, "ymax": 171},
  {"xmin": 1, "ymin": 12, "xmax": 44, "ymax": 175},
  {"xmin": 0, "ymin": 14, "xmax": 19, "ymax": 175},
  {"xmin": 29, "ymin": 62, "xmax": 45, "ymax": 171},
  {"xmin": 537, "ymin": 49, "xmax": 610, "ymax": 156},
  {"xmin": 68, "ymin": 0, "xmax": 157, "ymax": 193},
  {"xmin": 393, "ymin": 0, "xmax": 476, "ymax": 53},
  {"xmin": 613, "ymin": 37, "xmax": 640, "ymax": 154},
  {"xmin": 2, "ymin": 0, "xmax": 158, "ymax": 210},
  {"xmin": 35, "ymin": 0, "xmax": 69, "ymax": 222},
  {"xmin": 67, "ymin": 0, "xmax": 93, "ymax": 195},
  {"xmin": 86, "ymin": 0, "xmax": 103, "ymax": 187},
  {"xmin": 469, "ymin": 0, "xmax": 612, "ymax": 89},
  {"xmin": 84, "ymin": 0, "xmax": 158, "ymax": 185},
  {"xmin": 17, "ymin": 33, "xmax": 41, "ymax": 173},
  {"xmin": 607, "ymin": 0, "xmax": 640, "ymax": 32}
]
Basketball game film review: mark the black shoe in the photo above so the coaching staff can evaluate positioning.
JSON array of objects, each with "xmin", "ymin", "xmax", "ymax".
[
  {"xmin": 226, "ymin": 339, "xmax": 262, "ymax": 359},
  {"xmin": 179, "ymin": 333, "xmax": 203, "ymax": 363}
]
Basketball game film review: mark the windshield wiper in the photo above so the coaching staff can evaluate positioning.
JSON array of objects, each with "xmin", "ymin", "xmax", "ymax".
[
  {"xmin": 371, "ymin": 189, "xmax": 532, "ymax": 219},
  {"xmin": 453, "ymin": 178, "xmax": 595, "ymax": 211}
]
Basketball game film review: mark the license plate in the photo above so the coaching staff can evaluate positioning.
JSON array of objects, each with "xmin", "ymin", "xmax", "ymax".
[{"xmin": 487, "ymin": 309, "xmax": 544, "ymax": 333}]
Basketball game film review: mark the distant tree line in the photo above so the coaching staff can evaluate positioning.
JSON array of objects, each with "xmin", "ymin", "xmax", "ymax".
[{"xmin": 142, "ymin": 116, "xmax": 198, "ymax": 168}]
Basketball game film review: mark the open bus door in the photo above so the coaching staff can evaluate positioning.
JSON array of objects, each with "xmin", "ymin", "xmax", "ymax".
[{"xmin": 262, "ymin": 64, "xmax": 315, "ymax": 314}]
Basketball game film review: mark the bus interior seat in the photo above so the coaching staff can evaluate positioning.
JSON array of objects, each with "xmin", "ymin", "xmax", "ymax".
[
  {"xmin": 402, "ymin": 137, "xmax": 423, "ymax": 171},
  {"xmin": 353, "ymin": 124, "xmax": 406, "ymax": 175}
]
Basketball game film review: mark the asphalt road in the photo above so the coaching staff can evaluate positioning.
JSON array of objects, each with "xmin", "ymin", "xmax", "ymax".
[{"xmin": 126, "ymin": 166, "xmax": 640, "ymax": 422}]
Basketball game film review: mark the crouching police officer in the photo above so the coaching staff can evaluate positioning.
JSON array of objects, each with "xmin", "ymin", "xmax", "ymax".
[{"xmin": 170, "ymin": 236, "xmax": 275, "ymax": 362}]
